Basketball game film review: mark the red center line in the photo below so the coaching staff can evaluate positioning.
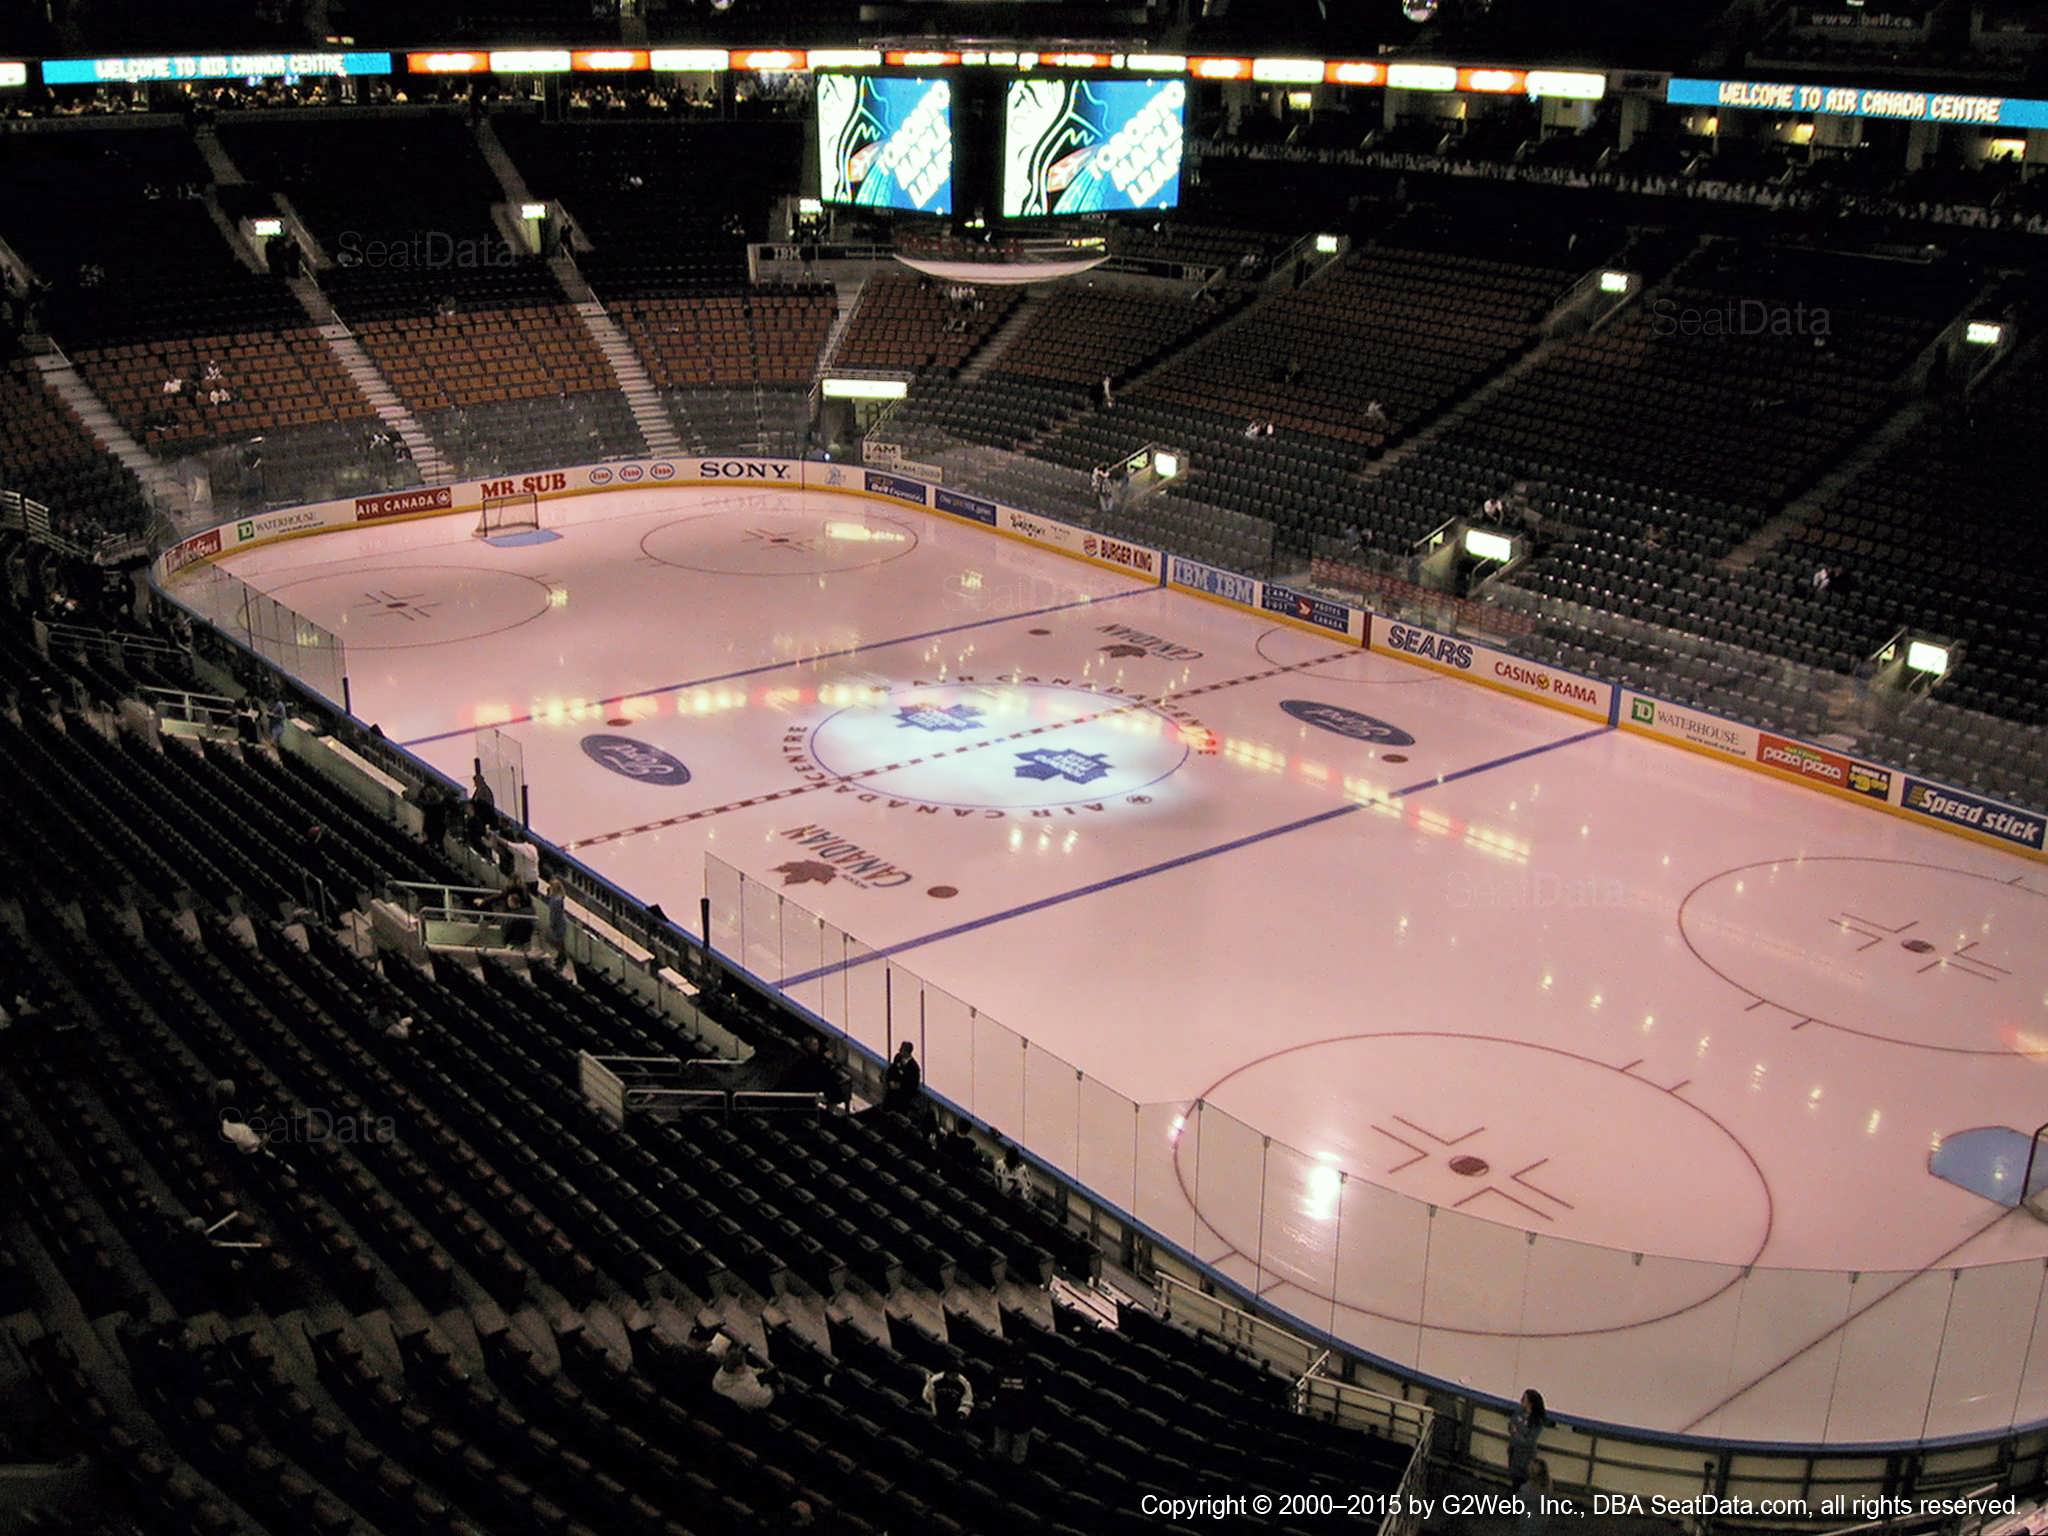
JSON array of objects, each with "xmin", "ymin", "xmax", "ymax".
[{"xmin": 567, "ymin": 648, "xmax": 1358, "ymax": 851}]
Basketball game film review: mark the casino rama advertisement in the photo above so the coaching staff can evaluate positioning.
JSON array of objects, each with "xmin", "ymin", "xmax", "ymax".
[{"xmin": 1370, "ymin": 614, "xmax": 1611, "ymax": 720}]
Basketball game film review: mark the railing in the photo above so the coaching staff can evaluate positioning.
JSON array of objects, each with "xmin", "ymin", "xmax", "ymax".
[{"xmin": 141, "ymin": 686, "xmax": 241, "ymax": 732}]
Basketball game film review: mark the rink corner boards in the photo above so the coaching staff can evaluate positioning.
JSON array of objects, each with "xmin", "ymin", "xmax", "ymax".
[{"xmin": 152, "ymin": 456, "xmax": 2046, "ymax": 864}]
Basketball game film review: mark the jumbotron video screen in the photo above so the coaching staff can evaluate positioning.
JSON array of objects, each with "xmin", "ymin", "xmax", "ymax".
[
  {"xmin": 816, "ymin": 72, "xmax": 955, "ymax": 214},
  {"xmin": 1001, "ymin": 77, "xmax": 1186, "ymax": 218}
]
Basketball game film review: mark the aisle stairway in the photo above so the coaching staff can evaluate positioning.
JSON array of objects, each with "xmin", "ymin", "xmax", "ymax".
[
  {"xmin": 287, "ymin": 279, "xmax": 453, "ymax": 485},
  {"xmin": 32, "ymin": 353, "xmax": 194, "ymax": 524},
  {"xmin": 573, "ymin": 301, "xmax": 684, "ymax": 458}
]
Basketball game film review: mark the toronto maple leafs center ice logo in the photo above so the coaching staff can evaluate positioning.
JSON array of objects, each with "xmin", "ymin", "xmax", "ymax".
[
  {"xmin": 1014, "ymin": 748, "xmax": 1113, "ymax": 785},
  {"xmin": 895, "ymin": 701, "xmax": 984, "ymax": 732}
]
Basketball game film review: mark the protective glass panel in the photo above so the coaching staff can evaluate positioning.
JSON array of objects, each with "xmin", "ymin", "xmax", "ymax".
[
  {"xmin": 844, "ymin": 939, "xmax": 891, "ymax": 1059},
  {"xmin": 972, "ymin": 1011, "xmax": 1024, "ymax": 1142},
  {"xmin": 1022, "ymin": 1041, "xmax": 1080, "ymax": 1180},
  {"xmin": 1256, "ymin": 1137, "xmax": 1342, "ymax": 1343},
  {"xmin": 475, "ymin": 727, "xmax": 527, "ymax": 828},
  {"xmin": 1330, "ymin": 1174, "xmax": 1430, "ymax": 1372},
  {"xmin": 1078, "ymin": 1074, "xmax": 1137, "ymax": 1218},
  {"xmin": 1925, "ymin": 1259, "xmax": 2047, "ymax": 1438},
  {"xmin": 1695, "ymin": 1266, "xmax": 1855, "ymax": 1443},
  {"xmin": 1515, "ymin": 1237, "xmax": 1746, "ymax": 1437},
  {"xmin": 1191, "ymin": 1100, "xmax": 1267, "ymax": 1281},
  {"xmin": 777, "ymin": 899, "xmax": 831, "ymax": 1020},
  {"xmin": 1133, "ymin": 1099, "xmax": 1199, "ymax": 1253},
  {"xmin": 919, "ymin": 980, "xmax": 974, "ymax": 1109},
  {"xmin": 1824, "ymin": 1267, "xmax": 1952, "ymax": 1444},
  {"xmin": 1415, "ymin": 1203, "xmax": 1534, "ymax": 1398},
  {"xmin": 703, "ymin": 854, "xmax": 744, "ymax": 963},
  {"xmin": 2012, "ymin": 1262, "xmax": 2048, "ymax": 1435},
  {"xmin": 739, "ymin": 872, "xmax": 784, "ymax": 986}
]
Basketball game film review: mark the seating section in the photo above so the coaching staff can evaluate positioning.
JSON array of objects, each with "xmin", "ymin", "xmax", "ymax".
[
  {"xmin": 1732, "ymin": 341, "xmax": 2048, "ymax": 728},
  {"xmin": 887, "ymin": 284, "xmax": 1238, "ymax": 453},
  {"xmin": 0, "ymin": 611, "xmax": 1413, "ymax": 1534},
  {"xmin": 617, "ymin": 288, "xmax": 837, "ymax": 389},
  {"xmin": 833, "ymin": 275, "xmax": 1020, "ymax": 375},
  {"xmin": 1147, "ymin": 246, "xmax": 1568, "ymax": 450},
  {"xmin": 357, "ymin": 306, "xmax": 612, "ymax": 413},
  {"xmin": 0, "ymin": 361, "xmax": 149, "ymax": 537},
  {"xmin": 72, "ymin": 330, "xmax": 374, "ymax": 453},
  {"xmin": 0, "ymin": 128, "xmax": 303, "ymax": 348},
  {"xmin": 492, "ymin": 117, "xmax": 804, "ymax": 299}
]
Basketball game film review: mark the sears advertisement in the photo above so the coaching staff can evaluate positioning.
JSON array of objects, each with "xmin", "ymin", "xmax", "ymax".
[
  {"xmin": 817, "ymin": 74, "xmax": 954, "ymax": 214},
  {"xmin": 1002, "ymin": 78, "xmax": 1185, "ymax": 218}
]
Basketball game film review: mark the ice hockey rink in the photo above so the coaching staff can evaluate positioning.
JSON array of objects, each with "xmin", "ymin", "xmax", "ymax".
[{"xmin": 204, "ymin": 482, "xmax": 2048, "ymax": 1448}]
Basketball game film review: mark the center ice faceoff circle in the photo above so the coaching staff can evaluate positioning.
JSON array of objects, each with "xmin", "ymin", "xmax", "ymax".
[
  {"xmin": 802, "ymin": 680, "xmax": 1197, "ymax": 810},
  {"xmin": 639, "ymin": 504, "xmax": 920, "ymax": 576}
]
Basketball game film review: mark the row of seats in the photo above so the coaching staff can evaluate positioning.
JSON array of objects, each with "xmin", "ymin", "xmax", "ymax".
[{"xmin": 74, "ymin": 330, "xmax": 373, "ymax": 452}]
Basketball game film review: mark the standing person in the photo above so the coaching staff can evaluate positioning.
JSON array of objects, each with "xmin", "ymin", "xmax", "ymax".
[
  {"xmin": 468, "ymin": 768, "xmax": 496, "ymax": 849},
  {"xmin": 882, "ymin": 1041, "xmax": 921, "ymax": 1114},
  {"xmin": 1517, "ymin": 1458, "xmax": 1554, "ymax": 1534},
  {"xmin": 989, "ymin": 1345, "xmax": 1039, "ymax": 1465},
  {"xmin": 1506, "ymin": 1387, "xmax": 1548, "ymax": 1484},
  {"xmin": 418, "ymin": 780, "xmax": 451, "ymax": 850}
]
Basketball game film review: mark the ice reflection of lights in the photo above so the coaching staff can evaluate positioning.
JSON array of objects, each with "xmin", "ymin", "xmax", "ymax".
[
  {"xmin": 1304, "ymin": 1156, "xmax": 1342, "ymax": 1221},
  {"xmin": 547, "ymin": 587, "xmax": 570, "ymax": 608},
  {"xmin": 1169, "ymin": 1114, "xmax": 1186, "ymax": 1142},
  {"xmin": 1867, "ymin": 1109, "xmax": 1882, "ymax": 1136},
  {"xmin": 475, "ymin": 702, "xmax": 515, "ymax": 727},
  {"xmin": 823, "ymin": 521, "xmax": 908, "ymax": 543}
]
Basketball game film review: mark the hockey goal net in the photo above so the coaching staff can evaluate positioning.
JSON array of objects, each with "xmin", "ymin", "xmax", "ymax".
[
  {"xmin": 2025, "ymin": 1121, "xmax": 2048, "ymax": 1222},
  {"xmin": 476, "ymin": 491, "xmax": 541, "ymax": 538}
]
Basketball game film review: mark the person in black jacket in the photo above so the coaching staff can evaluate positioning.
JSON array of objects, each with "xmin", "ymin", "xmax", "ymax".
[
  {"xmin": 882, "ymin": 1040, "xmax": 921, "ymax": 1114},
  {"xmin": 989, "ymin": 1345, "xmax": 1038, "ymax": 1464}
]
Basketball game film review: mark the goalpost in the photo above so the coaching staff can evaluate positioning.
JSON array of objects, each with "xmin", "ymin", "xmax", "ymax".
[{"xmin": 476, "ymin": 491, "xmax": 541, "ymax": 538}]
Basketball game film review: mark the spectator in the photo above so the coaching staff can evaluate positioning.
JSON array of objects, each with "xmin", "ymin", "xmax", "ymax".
[
  {"xmin": 219, "ymin": 1115, "xmax": 264, "ymax": 1156},
  {"xmin": 994, "ymin": 1142, "xmax": 1031, "ymax": 1200},
  {"xmin": 161, "ymin": 375, "xmax": 183, "ymax": 396},
  {"xmin": 384, "ymin": 1014, "xmax": 414, "ymax": 1042},
  {"xmin": 923, "ymin": 1367, "xmax": 974, "ymax": 1425},
  {"xmin": 711, "ymin": 1345, "xmax": 775, "ymax": 1411},
  {"xmin": 882, "ymin": 1041, "xmax": 922, "ymax": 1113},
  {"xmin": 1100, "ymin": 375, "xmax": 1114, "ymax": 410},
  {"xmin": 1812, "ymin": 565, "xmax": 1831, "ymax": 593},
  {"xmin": 415, "ymin": 779, "xmax": 451, "ymax": 848},
  {"xmin": 1364, "ymin": 399, "xmax": 1388, "ymax": 430},
  {"xmin": 989, "ymin": 1347, "xmax": 1039, "ymax": 1464},
  {"xmin": 1506, "ymin": 1387, "xmax": 1548, "ymax": 1483},
  {"xmin": 1518, "ymin": 1458, "xmax": 1554, "ymax": 1534},
  {"xmin": 468, "ymin": 769, "xmax": 497, "ymax": 847}
]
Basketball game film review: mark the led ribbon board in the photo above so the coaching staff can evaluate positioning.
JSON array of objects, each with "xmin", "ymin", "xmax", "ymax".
[
  {"xmin": 42, "ymin": 52, "xmax": 391, "ymax": 84},
  {"xmin": 1668, "ymin": 76, "xmax": 2048, "ymax": 129},
  {"xmin": 1002, "ymin": 77, "xmax": 1186, "ymax": 218}
]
